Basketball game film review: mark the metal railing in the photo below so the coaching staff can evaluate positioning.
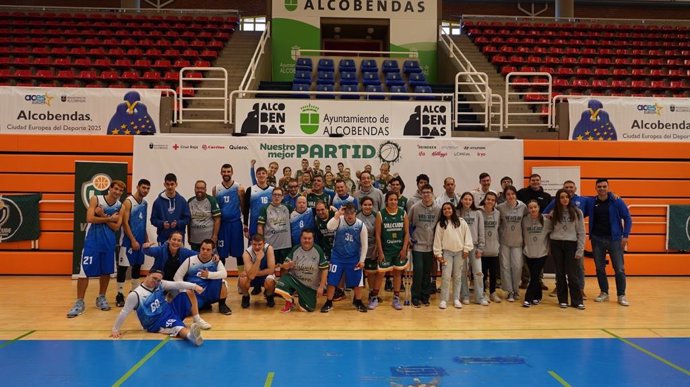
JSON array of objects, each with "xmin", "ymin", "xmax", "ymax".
[
  {"xmin": 459, "ymin": 14, "xmax": 690, "ymax": 32},
  {"xmin": 628, "ymin": 204, "xmax": 671, "ymax": 251},
  {"xmin": 178, "ymin": 67, "xmax": 228, "ymax": 124},
  {"xmin": 489, "ymin": 92, "xmax": 504, "ymax": 132},
  {"xmin": 505, "ymin": 72, "xmax": 552, "ymax": 128},
  {"xmin": 238, "ymin": 21, "xmax": 271, "ymax": 93},
  {"xmin": 297, "ymin": 49, "xmax": 418, "ymax": 59}
]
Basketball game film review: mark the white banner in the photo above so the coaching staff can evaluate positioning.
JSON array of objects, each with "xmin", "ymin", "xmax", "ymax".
[
  {"xmin": 532, "ymin": 166, "xmax": 580, "ymax": 196},
  {"xmin": 568, "ymin": 97, "xmax": 690, "ymax": 142},
  {"xmin": 0, "ymin": 87, "xmax": 161, "ymax": 135},
  {"xmin": 235, "ymin": 99, "xmax": 451, "ymax": 138},
  {"xmin": 134, "ymin": 136, "xmax": 523, "ymax": 267}
]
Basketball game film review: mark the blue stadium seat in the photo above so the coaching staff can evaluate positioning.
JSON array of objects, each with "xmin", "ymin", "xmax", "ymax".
[
  {"xmin": 362, "ymin": 71, "xmax": 381, "ymax": 86},
  {"xmin": 389, "ymin": 85, "xmax": 409, "ymax": 100},
  {"xmin": 339, "ymin": 58, "xmax": 356, "ymax": 72},
  {"xmin": 339, "ymin": 71, "xmax": 358, "ymax": 86},
  {"xmin": 316, "ymin": 84, "xmax": 335, "ymax": 99},
  {"xmin": 408, "ymin": 72, "xmax": 427, "ymax": 87},
  {"xmin": 317, "ymin": 70, "xmax": 335, "ymax": 85},
  {"xmin": 414, "ymin": 85, "xmax": 435, "ymax": 100},
  {"xmin": 291, "ymin": 83, "xmax": 310, "ymax": 98},
  {"xmin": 295, "ymin": 57, "xmax": 312, "ymax": 72},
  {"xmin": 403, "ymin": 59, "xmax": 422, "ymax": 74},
  {"xmin": 340, "ymin": 84, "xmax": 360, "ymax": 100},
  {"xmin": 293, "ymin": 70, "xmax": 312, "ymax": 85},
  {"xmin": 317, "ymin": 58, "xmax": 334, "ymax": 72},
  {"xmin": 385, "ymin": 72, "xmax": 405, "ymax": 87},
  {"xmin": 382, "ymin": 59, "xmax": 400, "ymax": 73},
  {"xmin": 366, "ymin": 84, "xmax": 385, "ymax": 100},
  {"xmin": 360, "ymin": 59, "xmax": 378, "ymax": 73}
]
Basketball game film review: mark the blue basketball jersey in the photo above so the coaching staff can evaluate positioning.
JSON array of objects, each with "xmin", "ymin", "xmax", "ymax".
[
  {"xmin": 120, "ymin": 195, "xmax": 147, "ymax": 248},
  {"xmin": 134, "ymin": 284, "xmax": 167, "ymax": 331},
  {"xmin": 249, "ymin": 185, "xmax": 273, "ymax": 237},
  {"xmin": 84, "ymin": 195, "xmax": 121, "ymax": 252},
  {"xmin": 183, "ymin": 256, "xmax": 220, "ymax": 287},
  {"xmin": 290, "ymin": 208, "xmax": 316, "ymax": 246},
  {"xmin": 332, "ymin": 194, "xmax": 359, "ymax": 210},
  {"xmin": 215, "ymin": 182, "xmax": 241, "ymax": 222},
  {"xmin": 331, "ymin": 218, "xmax": 364, "ymax": 262}
]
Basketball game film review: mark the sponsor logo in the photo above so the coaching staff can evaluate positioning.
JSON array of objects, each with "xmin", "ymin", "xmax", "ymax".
[
  {"xmin": 148, "ymin": 142, "xmax": 168, "ymax": 150},
  {"xmin": 60, "ymin": 95, "xmax": 86, "ymax": 103},
  {"xmin": 403, "ymin": 104, "xmax": 447, "ymax": 137},
  {"xmin": 228, "ymin": 144, "xmax": 249, "ymax": 150},
  {"xmin": 81, "ymin": 174, "xmax": 112, "ymax": 210},
  {"xmin": 202, "ymin": 144, "xmax": 226, "ymax": 150},
  {"xmin": 300, "ymin": 104, "xmax": 320, "ymax": 135},
  {"xmin": 173, "ymin": 144, "xmax": 180, "ymax": 150},
  {"xmin": 669, "ymin": 105, "xmax": 690, "ymax": 113},
  {"xmin": 300, "ymin": 0, "xmax": 427, "ymax": 13},
  {"xmin": 637, "ymin": 103, "xmax": 663, "ymax": 116},
  {"xmin": 0, "ymin": 198, "xmax": 24, "ymax": 242},
  {"xmin": 284, "ymin": 0, "xmax": 298, "ymax": 11},
  {"xmin": 240, "ymin": 102, "xmax": 286, "ymax": 135},
  {"xmin": 24, "ymin": 93, "xmax": 54, "ymax": 106},
  {"xmin": 378, "ymin": 141, "xmax": 402, "ymax": 164}
]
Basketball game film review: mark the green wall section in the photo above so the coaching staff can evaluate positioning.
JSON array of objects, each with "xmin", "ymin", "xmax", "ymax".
[{"xmin": 272, "ymin": 18, "xmax": 321, "ymax": 81}]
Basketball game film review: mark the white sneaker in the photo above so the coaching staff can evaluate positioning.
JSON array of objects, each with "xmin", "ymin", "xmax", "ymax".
[
  {"xmin": 195, "ymin": 317, "xmax": 212, "ymax": 330},
  {"xmin": 453, "ymin": 300, "xmax": 463, "ymax": 309},
  {"xmin": 462, "ymin": 298, "xmax": 470, "ymax": 305},
  {"xmin": 618, "ymin": 295, "xmax": 630, "ymax": 307},
  {"xmin": 595, "ymin": 292, "xmax": 610, "ymax": 302},
  {"xmin": 439, "ymin": 301, "xmax": 447, "ymax": 309},
  {"xmin": 507, "ymin": 293, "xmax": 515, "ymax": 302},
  {"xmin": 479, "ymin": 299, "xmax": 489, "ymax": 306},
  {"xmin": 188, "ymin": 322, "xmax": 204, "ymax": 346},
  {"xmin": 490, "ymin": 293, "xmax": 502, "ymax": 303}
]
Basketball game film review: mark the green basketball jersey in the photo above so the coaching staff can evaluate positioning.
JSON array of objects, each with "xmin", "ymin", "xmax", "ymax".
[{"xmin": 380, "ymin": 207, "xmax": 406, "ymax": 259}]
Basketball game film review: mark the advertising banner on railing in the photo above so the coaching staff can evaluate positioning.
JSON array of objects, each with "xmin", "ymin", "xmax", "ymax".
[
  {"xmin": 0, "ymin": 87, "xmax": 161, "ymax": 135},
  {"xmin": 235, "ymin": 99, "xmax": 451, "ymax": 138},
  {"xmin": 568, "ymin": 97, "xmax": 690, "ymax": 142},
  {"xmin": 668, "ymin": 205, "xmax": 690, "ymax": 251},
  {"xmin": 133, "ymin": 135, "xmax": 523, "ymax": 268}
]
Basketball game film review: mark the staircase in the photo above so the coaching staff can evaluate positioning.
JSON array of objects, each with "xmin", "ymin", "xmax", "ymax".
[
  {"xmin": 172, "ymin": 31, "xmax": 263, "ymax": 134},
  {"xmin": 451, "ymin": 34, "xmax": 557, "ymax": 139}
]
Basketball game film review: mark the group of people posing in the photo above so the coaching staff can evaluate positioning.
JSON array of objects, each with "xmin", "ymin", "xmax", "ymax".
[{"xmin": 66, "ymin": 159, "xmax": 633, "ymax": 345}]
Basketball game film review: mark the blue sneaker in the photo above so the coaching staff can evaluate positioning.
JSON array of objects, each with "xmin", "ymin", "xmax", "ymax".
[
  {"xmin": 367, "ymin": 296, "xmax": 379, "ymax": 310},
  {"xmin": 67, "ymin": 299, "xmax": 85, "ymax": 318},
  {"xmin": 392, "ymin": 296, "xmax": 403, "ymax": 310},
  {"xmin": 96, "ymin": 295, "xmax": 111, "ymax": 311}
]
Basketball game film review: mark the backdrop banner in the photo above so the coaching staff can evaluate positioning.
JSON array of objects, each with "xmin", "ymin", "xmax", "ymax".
[{"xmin": 0, "ymin": 87, "xmax": 161, "ymax": 135}]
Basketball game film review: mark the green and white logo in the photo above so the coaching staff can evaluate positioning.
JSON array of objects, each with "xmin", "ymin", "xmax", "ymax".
[
  {"xmin": 0, "ymin": 198, "xmax": 23, "ymax": 242},
  {"xmin": 81, "ymin": 173, "xmax": 112, "ymax": 209},
  {"xmin": 284, "ymin": 0, "xmax": 298, "ymax": 11},
  {"xmin": 300, "ymin": 104, "xmax": 320, "ymax": 135}
]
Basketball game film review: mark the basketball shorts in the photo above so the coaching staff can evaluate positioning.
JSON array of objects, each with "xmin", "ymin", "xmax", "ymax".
[
  {"xmin": 79, "ymin": 246, "xmax": 116, "ymax": 278},
  {"xmin": 275, "ymin": 274, "xmax": 317, "ymax": 312}
]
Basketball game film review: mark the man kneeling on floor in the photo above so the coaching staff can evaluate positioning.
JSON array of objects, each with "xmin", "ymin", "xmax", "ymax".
[
  {"xmin": 110, "ymin": 269, "xmax": 208, "ymax": 346},
  {"xmin": 275, "ymin": 229, "xmax": 328, "ymax": 312},
  {"xmin": 174, "ymin": 239, "xmax": 232, "ymax": 316},
  {"xmin": 238, "ymin": 234, "xmax": 277, "ymax": 308}
]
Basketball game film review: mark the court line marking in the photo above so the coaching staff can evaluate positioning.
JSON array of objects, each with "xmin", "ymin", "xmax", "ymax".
[
  {"xmin": 602, "ymin": 329, "xmax": 690, "ymax": 376},
  {"xmin": 112, "ymin": 336, "xmax": 170, "ymax": 387},
  {"xmin": 547, "ymin": 370, "xmax": 572, "ymax": 387},
  {"xmin": 264, "ymin": 371, "xmax": 275, "ymax": 387},
  {"xmin": 6, "ymin": 327, "xmax": 689, "ymax": 333},
  {"xmin": 0, "ymin": 330, "xmax": 35, "ymax": 349}
]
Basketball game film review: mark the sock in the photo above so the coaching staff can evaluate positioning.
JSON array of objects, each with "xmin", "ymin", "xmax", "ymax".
[
  {"xmin": 371, "ymin": 289, "xmax": 379, "ymax": 297},
  {"xmin": 193, "ymin": 314, "xmax": 201, "ymax": 322},
  {"xmin": 219, "ymin": 297, "xmax": 227, "ymax": 305},
  {"xmin": 394, "ymin": 291, "xmax": 400, "ymax": 297},
  {"xmin": 117, "ymin": 282, "xmax": 124, "ymax": 293},
  {"xmin": 325, "ymin": 299, "xmax": 333, "ymax": 304}
]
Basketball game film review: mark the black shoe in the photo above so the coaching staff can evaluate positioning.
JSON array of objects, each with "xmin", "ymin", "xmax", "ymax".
[
  {"xmin": 354, "ymin": 300, "xmax": 368, "ymax": 313},
  {"xmin": 115, "ymin": 292, "xmax": 125, "ymax": 307},
  {"xmin": 251, "ymin": 287, "xmax": 262, "ymax": 295},
  {"xmin": 333, "ymin": 288, "xmax": 346, "ymax": 301},
  {"xmin": 384, "ymin": 278, "xmax": 393, "ymax": 292},
  {"xmin": 320, "ymin": 301, "xmax": 333, "ymax": 313},
  {"xmin": 241, "ymin": 295, "xmax": 250, "ymax": 309},
  {"xmin": 422, "ymin": 297, "xmax": 431, "ymax": 306},
  {"xmin": 266, "ymin": 295, "xmax": 275, "ymax": 308},
  {"xmin": 412, "ymin": 299, "xmax": 421, "ymax": 308},
  {"xmin": 219, "ymin": 303, "xmax": 232, "ymax": 315}
]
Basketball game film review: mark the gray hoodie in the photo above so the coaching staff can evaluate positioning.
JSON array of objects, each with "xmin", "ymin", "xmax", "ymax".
[
  {"xmin": 550, "ymin": 208, "xmax": 586, "ymax": 258},
  {"xmin": 408, "ymin": 200, "xmax": 441, "ymax": 252},
  {"xmin": 458, "ymin": 207, "xmax": 485, "ymax": 252},
  {"xmin": 522, "ymin": 215, "xmax": 553, "ymax": 258},
  {"xmin": 481, "ymin": 208, "xmax": 501, "ymax": 256},
  {"xmin": 497, "ymin": 201, "xmax": 528, "ymax": 247}
]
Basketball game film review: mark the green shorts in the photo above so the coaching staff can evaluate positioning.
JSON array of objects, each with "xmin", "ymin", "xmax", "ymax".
[
  {"xmin": 275, "ymin": 273, "xmax": 317, "ymax": 312},
  {"xmin": 364, "ymin": 258, "xmax": 379, "ymax": 272},
  {"xmin": 378, "ymin": 252, "xmax": 409, "ymax": 272}
]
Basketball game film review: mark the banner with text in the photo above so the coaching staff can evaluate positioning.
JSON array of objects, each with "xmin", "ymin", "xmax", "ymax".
[
  {"xmin": 72, "ymin": 161, "xmax": 128, "ymax": 276},
  {"xmin": 668, "ymin": 205, "xmax": 690, "ymax": 251},
  {"xmin": 568, "ymin": 97, "xmax": 690, "ymax": 142},
  {"xmin": 235, "ymin": 99, "xmax": 451, "ymax": 137},
  {"xmin": 0, "ymin": 87, "xmax": 161, "ymax": 135},
  {"xmin": 134, "ymin": 136, "xmax": 523, "ymax": 268},
  {"xmin": 0, "ymin": 193, "xmax": 41, "ymax": 243}
]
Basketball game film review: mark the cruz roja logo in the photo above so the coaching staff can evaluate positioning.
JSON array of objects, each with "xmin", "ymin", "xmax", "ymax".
[
  {"xmin": 0, "ymin": 198, "xmax": 23, "ymax": 242},
  {"xmin": 403, "ymin": 105, "xmax": 447, "ymax": 136},
  {"xmin": 300, "ymin": 104, "xmax": 319, "ymax": 135},
  {"xmin": 241, "ymin": 102, "xmax": 286, "ymax": 135}
]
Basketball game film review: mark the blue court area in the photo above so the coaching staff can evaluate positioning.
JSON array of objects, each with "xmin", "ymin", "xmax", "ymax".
[{"xmin": 0, "ymin": 338, "xmax": 688, "ymax": 386}]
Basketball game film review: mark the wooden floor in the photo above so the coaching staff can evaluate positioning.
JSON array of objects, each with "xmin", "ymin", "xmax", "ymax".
[{"xmin": 1, "ymin": 276, "xmax": 689, "ymax": 341}]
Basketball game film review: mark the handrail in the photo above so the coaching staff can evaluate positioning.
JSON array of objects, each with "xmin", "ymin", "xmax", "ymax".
[
  {"xmin": 628, "ymin": 204, "xmax": 670, "ymax": 251},
  {"xmin": 239, "ymin": 21, "xmax": 271, "ymax": 93},
  {"xmin": 454, "ymin": 71, "xmax": 489, "ymax": 129},
  {"xmin": 179, "ymin": 67, "xmax": 228, "ymax": 124},
  {"xmin": 459, "ymin": 14, "xmax": 690, "ymax": 31},
  {"xmin": 297, "ymin": 49, "xmax": 418, "ymax": 58},
  {"xmin": 505, "ymin": 71, "xmax": 552, "ymax": 128},
  {"xmin": 228, "ymin": 89, "xmax": 453, "ymax": 127},
  {"xmin": 489, "ymin": 93, "xmax": 504, "ymax": 132},
  {"xmin": 158, "ymin": 88, "xmax": 178, "ymax": 124}
]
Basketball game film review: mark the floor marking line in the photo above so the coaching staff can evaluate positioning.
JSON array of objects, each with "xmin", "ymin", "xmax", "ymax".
[
  {"xmin": 0, "ymin": 330, "xmax": 35, "ymax": 349},
  {"xmin": 602, "ymin": 329, "xmax": 690, "ymax": 376},
  {"xmin": 548, "ymin": 370, "xmax": 572, "ymax": 387},
  {"xmin": 264, "ymin": 371, "xmax": 275, "ymax": 387},
  {"xmin": 112, "ymin": 336, "xmax": 170, "ymax": 387}
]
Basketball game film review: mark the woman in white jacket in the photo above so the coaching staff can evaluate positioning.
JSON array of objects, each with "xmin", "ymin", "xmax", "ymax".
[{"xmin": 433, "ymin": 202, "xmax": 474, "ymax": 309}]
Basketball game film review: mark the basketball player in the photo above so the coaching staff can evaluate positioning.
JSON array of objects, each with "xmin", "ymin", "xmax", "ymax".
[
  {"xmin": 257, "ymin": 186, "xmax": 292, "ymax": 265},
  {"xmin": 289, "ymin": 196, "xmax": 316, "ymax": 247},
  {"xmin": 213, "ymin": 164, "xmax": 245, "ymax": 265},
  {"xmin": 276, "ymin": 229, "xmax": 328, "ymax": 313},
  {"xmin": 243, "ymin": 166, "xmax": 274, "ymax": 240},
  {"xmin": 116, "ymin": 179, "xmax": 150, "ymax": 307},
  {"xmin": 374, "ymin": 191, "xmax": 410, "ymax": 310},
  {"xmin": 67, "ymin": 180, "xmax": 125, "ymax": 318},
  {"xmin": 238, "ymin": 234, "xmax": 277, "ymax": 308},
  {"xmin": 111, "ymin": 270, "xmax": 208, "ymax": 346}
]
